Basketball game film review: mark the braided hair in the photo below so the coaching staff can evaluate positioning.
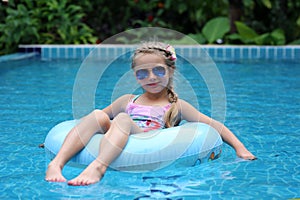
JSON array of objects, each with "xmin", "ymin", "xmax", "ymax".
[{"xmin": 132, "ymin": 42, "xmax": 179, "ymax": 127}]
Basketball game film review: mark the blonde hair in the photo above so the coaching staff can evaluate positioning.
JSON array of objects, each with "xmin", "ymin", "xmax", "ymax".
[{"xmin": 131, "ymin": 42, "xmax": 179, "ymax": 127}]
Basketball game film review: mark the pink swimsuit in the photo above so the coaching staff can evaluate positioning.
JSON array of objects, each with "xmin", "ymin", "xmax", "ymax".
[{"xmin": 125, "ymin": 95, "xmax": 171, "ymax": 132}]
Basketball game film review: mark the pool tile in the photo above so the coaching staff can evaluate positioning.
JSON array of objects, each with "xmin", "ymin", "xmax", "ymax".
[
  {"xmin": 18, "ymin": 44, "xmax": 300, "ymax": 61},
  {"xmin": 295, "ymin": 48, "xmax": 300, "ymax": 59}
]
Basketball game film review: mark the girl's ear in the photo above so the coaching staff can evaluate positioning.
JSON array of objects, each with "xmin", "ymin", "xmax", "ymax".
[{"xmin": 168, "ymin": 66, "xmax": 175, "ymax": 76}]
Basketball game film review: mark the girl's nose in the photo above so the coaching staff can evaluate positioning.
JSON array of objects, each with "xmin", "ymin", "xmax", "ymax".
[{"xmin": 148, "ymin": 70, "xmax": 157, "ymax": 80}]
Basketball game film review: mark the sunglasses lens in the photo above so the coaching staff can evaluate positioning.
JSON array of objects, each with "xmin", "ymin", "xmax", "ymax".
[
  {"xmin": 135, "ymin": 66, "xmax": 166, "ymax": 80},
  {"xmin": 153, "ymin": 66, "xmax": 166, "ymax": 77},
  {"xmin": 136, "ymin": 69, "xmax": 149, "ymax": 80}
]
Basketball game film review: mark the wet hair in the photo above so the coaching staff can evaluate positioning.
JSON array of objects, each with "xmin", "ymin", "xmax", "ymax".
[{"xmin": 131, "ymin": 42, "xmax": 179, "ymax": 127}]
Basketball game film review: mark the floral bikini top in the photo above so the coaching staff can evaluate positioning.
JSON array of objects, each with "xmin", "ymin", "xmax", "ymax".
[{"xmin": 125, "ymin": 95, "xmax": 171, "ymax": 132}]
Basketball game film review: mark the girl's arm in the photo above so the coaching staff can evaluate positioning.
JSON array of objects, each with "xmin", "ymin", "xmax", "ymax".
[
  {"xmin": 177, "ymin": 99, "xmax": 256, "ymax": 160},
  {"xmin": 102, "ymin": 94, "xmax": 134, "ymax": 119}
]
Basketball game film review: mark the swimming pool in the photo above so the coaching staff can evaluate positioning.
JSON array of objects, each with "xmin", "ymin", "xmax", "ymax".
[{"xmin": 0, "ymin": 46, "xmax": 299, "ymax": 199}]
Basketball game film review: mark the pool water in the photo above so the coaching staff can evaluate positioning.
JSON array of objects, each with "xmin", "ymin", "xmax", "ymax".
[{"xmin": 0, "ymin": 57, "xmax": 299, "ymax": 199}]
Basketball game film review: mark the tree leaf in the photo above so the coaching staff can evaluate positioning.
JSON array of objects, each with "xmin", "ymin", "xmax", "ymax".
[
  {"xmin": 235, "ymin": 21, "xmax": 258, "ymax": 42},
  {"xmin": 289, "ymin": 39, "xmax": 300, "ymax": 45},
  {"xmin": 254, "ymin": 33, "xmax": 271, "ymax": 45},
  {"xmin": 227, "ymin": 33, "xmax": 241, "ymax": 40},
  {"xmin": 187, "ymin": 33, "xmax": 206, "ymax": 44},
  {"xmin": 262, "ymin": 0, "xmax": 272, "ymax": 9},
  {"xmin": 178, "ymin": 3, "xmax": 187, "ymax": 14},
  {"xmin": 270, "ymin": 29, "xmax": 285, "ymax": 45},
  {"xmin": 202, "ymin": 17, "xmax": 230, "ymax": 44},
  {"xmin": 296, "ymin": 16, "xmax": 300, "ymax": 26}
]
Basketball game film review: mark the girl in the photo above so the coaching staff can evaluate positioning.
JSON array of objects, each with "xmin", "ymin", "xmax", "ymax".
[{"xmin": 45, "ymin": 42, "xmax": 256, "ymax": 186}]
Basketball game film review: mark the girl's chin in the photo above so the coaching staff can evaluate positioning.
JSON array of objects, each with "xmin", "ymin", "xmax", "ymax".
[{"xmin": 146, "ymin": 89, "xmax": 166, "ymax": 94}]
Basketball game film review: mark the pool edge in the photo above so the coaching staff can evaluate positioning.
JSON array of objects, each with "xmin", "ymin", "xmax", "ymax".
[
  {"xmin": 0, "ymin": 52, "xmax": 40, "ymax": 62},
  {"xmin": 18, "ymin": 44, "xmax": 300, "ymax": 61}
]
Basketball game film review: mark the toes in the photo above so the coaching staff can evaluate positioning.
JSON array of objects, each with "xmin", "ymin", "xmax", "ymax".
[
  {"xmin": 46, "ymin": 177, "xmax": 66, "ymax": 182},
  {"xmin": 67, "ymin": 178, "xmax": 97, "ymax": 186}
]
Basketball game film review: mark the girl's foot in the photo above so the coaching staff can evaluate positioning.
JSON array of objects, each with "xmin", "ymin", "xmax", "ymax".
[
  {"xmin": 236, "ymin": 147, "xmax": 257, "ymax": 160},
  {"xmin": 45, "ymin": 163, "xmax": 66, "ymax": 182},
  {"xmin": 67, "ymin": 160, "xmax": 106, "ymax": 186}
]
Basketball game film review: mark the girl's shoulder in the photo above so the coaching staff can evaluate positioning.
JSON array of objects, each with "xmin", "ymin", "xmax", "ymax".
[
  {"xmin": 176, "ymin": 98, "xmax": 193, "ymax": 110},
  {"xmin": 176, "ymin": 98, "xmax": 189, "ymax": 105},
  {"xmin": 124, "ymin": 94, "xmax": 137, "ymax": 101},
  {"xmin": 105, "ymin": 94, "xmax": 135, "ymax": 116},
  {"xmin": 114, "ymin": 94, "xmax": 135, "ymax": 103}
]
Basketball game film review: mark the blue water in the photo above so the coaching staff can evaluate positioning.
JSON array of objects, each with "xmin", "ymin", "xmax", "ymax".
[{"xmin": 0, "ymin": 57, "xmax": 299, "ymax": 199}]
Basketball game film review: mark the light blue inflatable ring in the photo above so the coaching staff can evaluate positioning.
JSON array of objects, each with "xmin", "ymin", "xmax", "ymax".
[{"xmin": 44, "ymin": 120, "xmax": 222, "ymax": 171}]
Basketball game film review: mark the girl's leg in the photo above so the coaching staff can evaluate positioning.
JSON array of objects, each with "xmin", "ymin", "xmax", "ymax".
[
  {"xmin": 67, "ymin": 113, "xmax": 142, "ymax": 186},
  {"xmin": 45, "ymin": 110, "xmax": 110, "ymax": 182}
]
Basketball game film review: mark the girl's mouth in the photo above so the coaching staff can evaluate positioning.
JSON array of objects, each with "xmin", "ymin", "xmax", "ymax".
[{"xmin": 147, "ymin": 83, "xmax": 158, "ymax": 87}]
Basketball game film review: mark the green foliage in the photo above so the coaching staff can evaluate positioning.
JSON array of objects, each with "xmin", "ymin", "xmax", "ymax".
[
  {"xmin": 290, "ymin": 39, "xmax": 300, "ymax": 45},
  {"xmin": 241, "ymin": 0, "xmax": 300, "ymax": 44},
  {"xmin": 228, "ymin": 21, "xmax": 286, "ymax": 45},
  {"xmin": 269, "ymin": 29, "xmax": 286, "ymax": 45},
  {"xmin": 235, "ymin": 21, "xmax": 258, "ymax": 40},
  {"xmin": 202, "ymin": 17, "xmax": 230, "ymax": 44},
  {"xmin": 0, "ymin": 0, "xmax": 96, "ymax": 55},
  {"xmin": 37, "ymin": 0, "xmax": 97, "ymax": 44},
  {"xmin": 60, "ymin": 0, "xmax": 300, "ymax": 45},
  {"xmin": 183, "ymin": 34, "xmax": 206, "ymax": 45},
  {"xmin": 75, "ymin": 0, "xmax": 230, "ymax": 42},
  {"xmin": 1, "ymin": 0, "xmax": 300, "ymax": 54},
  {"xmin": 261, "ymin": 0, "xmax": 272, "ymax": 9},
  {"xmin": 161, "ymin": 34, "xmax": 206, "ymax": 45},
  {"xmin": 114, "ymin": 17, "xmax": 230, "ymax": 45},
  {"xmin": 115, "ymin": 28, "xmax": 183, "ymax": 44},
  {"xmin": 0, "ymin": 4, "xmax": 39, "ymax": 54}
]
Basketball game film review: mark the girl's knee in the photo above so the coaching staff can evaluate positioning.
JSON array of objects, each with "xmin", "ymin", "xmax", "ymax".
[
  {"xmin": 92, "ymin": 109, "xmax": 109, "ymax": 121},
  {"xmin": 111, "ymin": 113, "xmax": 132, "ymax": 133},
  {"xmin": 114, "ymin": 112, "xmax": 131, "ymax": 121},
  {"xmin": 92, "ymin": 109, "xmax": 110, "ymax": 132}
]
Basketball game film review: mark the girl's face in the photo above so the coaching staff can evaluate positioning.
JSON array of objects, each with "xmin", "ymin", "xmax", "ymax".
[{"xmin": 133, "ymin": 54, "xmax": 173, "ymax": 94}]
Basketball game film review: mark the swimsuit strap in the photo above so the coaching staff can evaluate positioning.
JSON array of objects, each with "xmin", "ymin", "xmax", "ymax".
[
  {"xmin": 132, "ymin": 94, "xmax": 141, "ymax": 103},
  {"xmin": 131, "ymin": 94, "xmax": 171, "ymax": 110}
]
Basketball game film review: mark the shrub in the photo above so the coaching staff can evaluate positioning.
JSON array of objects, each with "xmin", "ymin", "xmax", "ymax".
[{"xmin": 0, "ymin": 0, "xmax": 96, "ymax": 55}]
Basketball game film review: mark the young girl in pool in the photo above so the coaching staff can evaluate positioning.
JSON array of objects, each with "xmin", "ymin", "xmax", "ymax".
[{"xmin": 45, "ymin": 42, "xmax": 256, "ymax": 186}]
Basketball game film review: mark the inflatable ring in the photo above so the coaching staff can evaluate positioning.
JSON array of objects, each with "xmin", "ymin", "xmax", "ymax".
[{"xmin": 44, "ymin": 120, "xmax": 222, "ymax": 171}]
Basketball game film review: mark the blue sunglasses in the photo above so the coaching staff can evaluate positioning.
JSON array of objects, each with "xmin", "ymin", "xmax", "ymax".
[{"xmin": 135, "ymin": 66, "xmax": 166, "ymax": 80}]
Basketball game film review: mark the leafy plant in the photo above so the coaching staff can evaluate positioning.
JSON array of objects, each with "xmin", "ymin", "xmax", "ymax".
[
  {"xmin": 202, "ymin": 17, "xmax": 230, "ymax": 44},
  {"xmin": 165, "ymin": 34, "xmax": 206, "ymax": 45},
  {"xmin": 241, "ymin": 0, "xmax": 300, "ymax": 44},
  {"xmin": 229, "ymin": 21, "xmax": 286, "ymax": 45},
  {"xmin": 115, "ymin": 27, "xmax": 183, "ymax": 44},
  {"xmin": 0, "ymin": 0, "xmax": 96, "ymax": 55},
  {"xmin": 37, "ymin": 0, "xmax": 97, "ymax": 44},
  {"xmin": 1, "ymin": 0, "xmax": 300, "ymax": 54},
  {"xmin": 229, "ymin": 21, "xmax": 258, "ymax": 44},
  {"xmin": 0, "ymin": 4, "xmax": 39, "ymax": 54}
]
